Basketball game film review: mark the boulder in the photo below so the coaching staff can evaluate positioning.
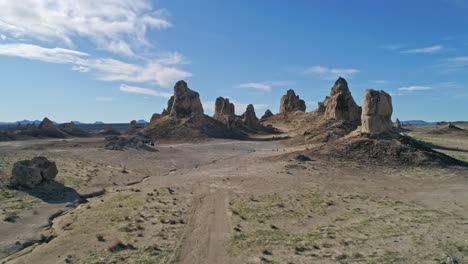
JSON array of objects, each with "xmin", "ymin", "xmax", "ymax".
[
  {"xmin": 322, "ymin": 77, "xmax": 361, "ymax": 122},
  {"xmin": 280, "ymin": 90, "xmax": 306, "ymax": 114},
  {"xmin": 361, "ymin": 89, "xmax": 393, "ymax": 134},
  {"xmin": 242, "ymin": 104, "xmax": 258, "ymax": 126},
  {"xmin": 10, "ymin": 157, "xmax": 58, "ymax": 188},
  {"xmin": 261, "ymin": 109, "xmax": 274, "ymax": 119},
  {"xmin": 59, "ymin": 122, "xmax": 88, "ymax": 137},
  {"xmin": 170, "ymin": 81, "xmax": 204, "ymax": 118},
  {"xmin": 394, "ymin": 118, "xmax": 402, "ymax": 129},
  {"xmin": 38, "ymin": 118, "xmax": 65, "ymax": 138},
  {"xmin": 213, "ymin": 97, "xmax": 235, "ymax": 122}
]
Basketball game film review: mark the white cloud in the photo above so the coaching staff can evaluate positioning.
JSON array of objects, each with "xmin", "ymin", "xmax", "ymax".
[
  {"xmin": 0, "ymin": 43, "xmax": 191, "ymax": 87},
  {"xmin": 400, "ymin": 45, "xmax": 443, "ymax": 54},
  {"xmin": 0, "ymin": 34, "xmax": 5, "ymax": 40},
  {"xmin": 0, "ymin": 0, "xmax": 171, "ymax": 55},
  {"xmin": 120, "ymin": 84, "xmax": 172, "ymax": 98},
  {"xmin": 72, "ymin": 65, "xmax": 90, "ymax": 73},
  {"xmin": 304, "ymin": 66, "xmax": 359, "ymax": 80},
  {"xmin": 95, "ymin": 97, "xmax": 115, "ymax": 102},
  {"xmin": 239, "ymin": 83, "xmax": 272, "ymax": 92},
  {"xmin": 370, "ymin": 80, "xmax": 389, "ymax": 85},
  {"xmin": 238, "ymin": 80, "xmax": 294, "ymax": 92},
  {"xmin": 397, "ymin": 86, "xmax": 433, "ymax": 91}
]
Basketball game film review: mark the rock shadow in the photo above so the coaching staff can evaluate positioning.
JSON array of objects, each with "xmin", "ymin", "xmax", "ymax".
[{"xmin": 18, "ymin": 181, "xmax": 83, "ymax": 204}]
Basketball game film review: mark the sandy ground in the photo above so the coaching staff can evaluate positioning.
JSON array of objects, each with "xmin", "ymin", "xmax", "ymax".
[{"xmin": 0, "ymin": 133, "xmax": 467, "ymax": 264}]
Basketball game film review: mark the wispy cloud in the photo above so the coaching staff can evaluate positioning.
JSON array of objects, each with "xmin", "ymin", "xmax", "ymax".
[
  {"xmin": 0, "ymin": 1, "xmax": 171, "ymax": 55},
  {"xmin": 0, "ymin": 34, "xmax": 6, "ymax": 40},
  {"xmin": 120, "ymin": 84, "xmax": 172, "ymax": 98},
  {"xmin": 239, "ymin": 83, "xmax": 271, "ymax": 92},
  {"xmin": 397, "ymin": 86, "xmax": 433, "ymax": 91},
  {"xmin": 304, "ymin": 66, "xmax": 359, "ymax": 80},
  {"xmin": 0, "ymin": 43, "xmax": 191, "ymax": 87},
  {"xmin": 400, "ymin": 45, "xmax": 443, "ymax": 54},
  {"xmin": 238, "ymin": 80, "xmax": 293, "ymax": 92},
  {"xmin": 370, "ymin": 80, "xmax": 390, "ymax": 85},
  {"xmin": 95, "ymin": 97, "xmax": 116, "ymax": 102}
]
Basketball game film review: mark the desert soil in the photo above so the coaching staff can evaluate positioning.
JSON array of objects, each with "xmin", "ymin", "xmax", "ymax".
[{"xmin": 0, "ymin": 130, "xmax": 467, "ymax": 264}]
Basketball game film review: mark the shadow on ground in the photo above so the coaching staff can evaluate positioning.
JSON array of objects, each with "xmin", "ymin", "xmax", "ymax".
[{"xmin": 19, "ymin": 181, "xmax": 83, "ymax": 204}]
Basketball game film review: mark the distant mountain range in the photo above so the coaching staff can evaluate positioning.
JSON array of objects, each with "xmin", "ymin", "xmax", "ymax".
[
  {"xmin": 400, "ymin": 120, "xmax": 433, "ymax": 126},
  {"xmin": 0, "ymin": 120, "xmax": 148, "ymax": 125}
]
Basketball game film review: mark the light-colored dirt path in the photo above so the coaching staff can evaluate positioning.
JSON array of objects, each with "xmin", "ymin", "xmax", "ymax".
[{"xmin": 174, "ymin": 189, "xmax": 231, "ymax": 264}]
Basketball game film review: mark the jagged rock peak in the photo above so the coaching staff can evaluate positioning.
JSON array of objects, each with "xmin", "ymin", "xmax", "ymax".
[
  {"xmin": 170, "ymin": 80, "xmax": 204, "ymax": 118},
  {"xmin": 213, "ymin": 97, "xmax": 235, "ymax": 121},
  {"xmin": 280, "ymin": 89, "xmax": 306, "ymax": 113},
  {"xmin": 322, "ymin": 77, "xmax": 361, "ymax": 122}
]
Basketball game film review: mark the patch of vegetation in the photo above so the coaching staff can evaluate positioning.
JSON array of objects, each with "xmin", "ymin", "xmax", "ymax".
[{"xmin": 228, "ymin": 191, "xmax": 467, "ymax": 263}]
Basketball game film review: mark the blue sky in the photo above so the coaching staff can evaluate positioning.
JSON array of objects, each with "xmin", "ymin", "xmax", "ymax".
[{"xmin": 0, "ymin": 0, "xmax": 467, "ymax": 123}]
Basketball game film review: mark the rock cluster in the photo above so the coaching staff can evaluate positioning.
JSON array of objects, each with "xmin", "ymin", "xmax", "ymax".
[
  {"xmin": 261, "ymin": 109, "xmax": 274, "ymax": 119},
  {"xmin": 38, "ymin": 118, "xmax": 65, "ymax": 138},
  {"xmin": 361, "ymin": 89, "xmax": 393, "ymax": 134},
  {"xmin": 58, "ymin": 122, "xmax": 88, "ymax": 137},
  {"xmin": 169, "ymin": 80, "xmax": 204, "ymax": 118},
  {"xmin": 10, "ymin": 157, "xmax": 58, "ymax": 188},
  {"xmin": 322, "ymin": 77, "xmax": 361, "ymax": 122},
  {"xmin": 100, "ymin": 125, "xmax": 121, "ymax": 135},
  {"xmin": 213, "ymin": 97, "xmax": 235, "ymax": 122},
  {"xmin": 242, "ymin": 104, "xmax": 258, "ymax": 126},
  {"xmin": 280, "ymin": 90, "xmax": 306, "ymax": 114}
]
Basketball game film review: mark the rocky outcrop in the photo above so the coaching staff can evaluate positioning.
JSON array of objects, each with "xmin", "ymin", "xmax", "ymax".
[
  {"xmin": 213, "ymin": 97, "xmax": 235, "ymax": 122},
  {"xmin": 38, "ymin": 118, "xmax": 65, "ymax": 138},
  {"xmin": 10, "ymin": 157, "xmax": 58, "ymax": 188},
  {"xmin": 127, "ymin": 120, "xmax": 140, "ymax": 134},
  {"xmin": 280, "ymin": 90, "xmax": 306, "ymax": 114},
  {"xmin": 150, "ymin": 113, "xmax": 162, "ymax": 123},
  {"xmin": 164, "ymin": 96, "xmax": 175, "ymax": 116},
  {"xmin": 170, "ymin": 81, "xmax": 204, "ymax": 118},
  {"xmin": 361, "ymin": 89, "xmax": 393, "ymax": 134},
  {"xmin": 59, "ymin": 122, "xmax": 88, "ymax": 137},
  {"xmin": 322, "ymin": 77, "xmax": 361, "ymax": 122},
  {"xmin": 261, "ymin": 109, "xmax": 274, "ymax": 119},
  {"xmin": 394, "ymin": 118, "xmax": 402, "ymax": 129},
  {"xmin": 242, "ymin": 104, "xmax": 258, "ymax": 126},
  {"xmin": 100, "ymin": 125, "xmax": 121, "ymax": 135},
  {"xmin": 15, "ymin": 122, "xmax": 24, "ymax": 131}
]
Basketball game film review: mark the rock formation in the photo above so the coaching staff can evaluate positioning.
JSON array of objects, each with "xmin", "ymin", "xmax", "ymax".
[
  {"xmin": 38, "ymin": 118, "xmax": 65, "ymax": 138},
  {"xmin": 394, "ymin": 118, "xmax": 402, "ymax": 129},
  {"xmin": 15, "ymin": 122, "xmax": 24, "ymax": 131},
  {"xmin": 127, "ymin": 120, "xmax": 140, "ymax": 134},
  {"xmin": 361, "ymin": 89, "xmax": 393, "ymax": 134},
  {"xmin": 59, "ymin": 122, "xmax": 88, "ymax": 137},
  {"xmin": 10, "ymin": 157, "xmax": 58, "ymax": 188},
  {"xmin": 280, "ymin": 90, "xmax": 306, "ymax": 114},
  {"xmin": 322, "ymin": 77, "xmax": 361, "ymax": 122},
  {"xmin": 213, "ymin": 97, "xmax": 235, "ymax": 122},
  {"xmin": 170, "ymin": 80, "xmax": 204, "ymax": 118},
  {"xmin": 261, "ymin": 109, "xmax": 274, "ymax": 119},
  {"xmin": 242, "ymin": 104, "xmax": 258, "ymax": 126},
  {"xmin": 163, "ymin": 96, "xmax": 175, "ymax": 116},
  {"xmin": 150, "ymin": 113, "xmax": 162, "ymax": 123},
  {"xmin": 100, "ymin": 125, "xmax": 121, "ymax": 135}
]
